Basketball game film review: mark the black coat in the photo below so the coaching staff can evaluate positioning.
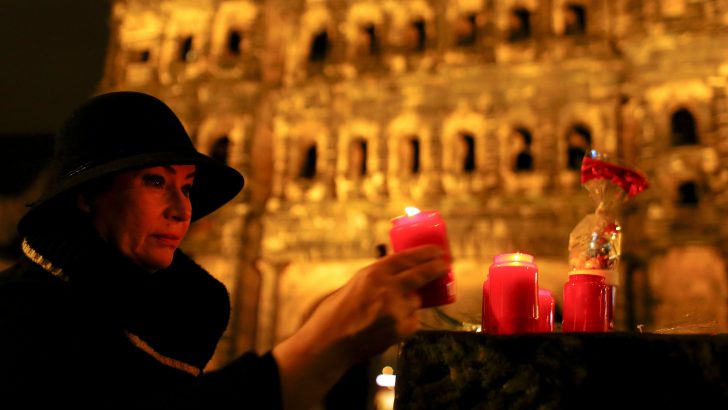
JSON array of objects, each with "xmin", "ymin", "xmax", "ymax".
[{"xmin": 0, "ymin": 215, "xmax": 281, "ymax": 409}]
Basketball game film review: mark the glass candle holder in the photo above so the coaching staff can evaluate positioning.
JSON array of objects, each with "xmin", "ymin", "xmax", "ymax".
[
  {"xmin": 537, "ymin": 288, "xmax": 555, "ymax": 333},
  {"xmin": 487, "ymin": 252, "xmax": 539, "ymax": 334},
  {"xmin": 562, "ymin": 270, "xmax": 609, "ymax": 332},
  {"xmin": 389, "ymin": 208, "xmax": 456, "ymax": 308}
]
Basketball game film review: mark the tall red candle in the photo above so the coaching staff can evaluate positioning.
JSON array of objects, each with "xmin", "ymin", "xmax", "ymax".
[
  {"xmin": 562, "ymin": 270, "xmax": 609, "ymax": 332},
  {"xmin": 487, "ymin": 252, "xmax": 539, "ymax": 335},
  {"xmin": 389, "ymin": 207, "xmax": 456, "ymax": 308},
  {"xmin": 537, "ymin": 288, "xmax": 555, "ymax": 333}
]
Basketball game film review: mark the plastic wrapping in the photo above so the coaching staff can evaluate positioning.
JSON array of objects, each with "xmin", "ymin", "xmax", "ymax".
[{"xmin": 568, "ymin": 150, "xmax": 648, "ymax": 273}]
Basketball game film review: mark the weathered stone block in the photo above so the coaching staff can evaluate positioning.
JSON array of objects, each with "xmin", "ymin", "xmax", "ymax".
[{"xmin": 395, "ymin": 330, "xmax": 728, "ymax": 409}]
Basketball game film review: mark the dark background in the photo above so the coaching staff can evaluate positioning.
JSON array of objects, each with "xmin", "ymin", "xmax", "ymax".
[
  {"xmin": 0, "ymin": 0, "xmax": 112, "ymax": 135},
  {"xmin": 0, "ymin": 0, "xmax": 112, "ymax": 191},
  {"xmin": 0, "ymin": 1, "xmax": 112, "ymax": 258}
]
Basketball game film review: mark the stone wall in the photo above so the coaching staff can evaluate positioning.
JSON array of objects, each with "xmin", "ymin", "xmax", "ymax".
[{"xmin": 100, "ymin": 0, "xmax": 728, "ymax": 368}]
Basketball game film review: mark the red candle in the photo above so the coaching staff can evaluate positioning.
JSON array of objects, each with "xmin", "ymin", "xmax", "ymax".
[
  {"xmin": 562, "ymin": 270, "xmax": 609, "ymax": 332},
  {"xmin": 389, "ymin": 207, "xmax": 456, "ymax": 308},
  {"xmin": 487, "ymin": 252, "xmax": 539, "ymax": 335},
  {"xmin": 537, "ymin": 288, "xmax": 555, "ymax": 333}
]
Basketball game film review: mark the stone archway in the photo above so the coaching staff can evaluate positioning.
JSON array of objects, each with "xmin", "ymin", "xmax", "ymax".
[{"xmin": 386, "ymin": 112, "xmax": 431, "ymax": 200}]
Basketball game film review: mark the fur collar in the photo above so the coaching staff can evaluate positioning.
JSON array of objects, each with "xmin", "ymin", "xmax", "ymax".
[{"xmin": 21, "ymin": 211, "xmax": 231, "ymax": 374}]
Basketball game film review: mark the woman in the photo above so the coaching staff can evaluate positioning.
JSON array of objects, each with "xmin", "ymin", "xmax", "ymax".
[{"xmin": 0, "ymin": 91, "xmax": 448, "ymax": 409}]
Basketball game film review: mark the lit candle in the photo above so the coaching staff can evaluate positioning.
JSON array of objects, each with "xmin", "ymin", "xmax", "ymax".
[
  {"xmin": 562, "ymin": 270, "xmax": 609, "ymax": 332},
  {"xmin": 487, "ymin": 252, "xmax": 539, "ymax": 334},
  {"xmin": 389, "ymin": 207, "xmax": 456, "ymax": 308},
  {"xmin": 537, "ymin": 288, "xmax": 555, "ymax": 333}
]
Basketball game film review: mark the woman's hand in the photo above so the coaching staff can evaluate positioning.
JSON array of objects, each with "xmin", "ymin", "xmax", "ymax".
[
  {"xmin": 273, "ymin": 244, "xmax": 448, "ymax": 410},
  {"xmin": 318, "ymin": 244, "xmax": 449, "ymax": 360}
]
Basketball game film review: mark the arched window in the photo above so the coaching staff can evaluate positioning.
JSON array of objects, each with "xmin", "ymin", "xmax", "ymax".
[
  {"xmin": 460, "ymin": 132, "xmax": 476, "ymax": 173},
  {"xmin": 564, "ymin": 4, "xmax": 586, "ymax": 35},
  {"xmin": 507, "ymin": 8, "xmax": 531, "ymax": 42},
  {"xmin": 349, "ymin": 138, "xmax": 368, "ymax": 177},
  {"xmin": 676, "ymin": 181, "xmax": 699, "ymax": 206},
  {"xmin": 671, "ymin": 108, "xmax": 699, "ymax": 146},
  {"xmin": 358, "ymin": 24, "xmax": 380, "ymax": 56},
  {"xmin": 178, "ymin": 35, "xmax": 194, "ymax": 62},
  {"xmin": 300, "ymin": 144, "xmax": 317, "ymax": 179},
  {"xmin": 227, "ymin": 30, "xmax": 242, "ymax": 55},
  {"xmin": 129, "ymin": 49, "xmax": 150, "ymax": 63},
  {"xmin": 512, "ymin": 127, "xmax": 534, "ymax": 172},
  {"xmin": 454, "ymin": 13, "xmax": 477, "ymax": 46},
  {"xmin": 309, "ymin": 30, "xmax": 330, "ymax": 62},
  {"xmin": 566, "ymin": 125, "xmax": 591, "ymax": 170},
  {"xmin": 409, "ymin": 137, "xmax": 421, "ymax": 174},
  {"xmin": 210, "ymin": 136, "xmax": 230, "ymax": 164},
  {"xmin": 405, "ymin": 19, "xmax": 427, "ymax": 52}
]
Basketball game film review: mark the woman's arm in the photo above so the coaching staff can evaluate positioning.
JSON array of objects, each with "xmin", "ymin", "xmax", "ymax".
[{"xmin": 273, "ymin": 245, "xmax": 448, "ymax": 410}]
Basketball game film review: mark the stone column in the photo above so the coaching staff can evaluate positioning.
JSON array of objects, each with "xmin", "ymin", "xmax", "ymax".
[
  {"xmin": 710, "ymin": 79, "xmax": 728, "ymax": 164},
  {"xmin": 425, "ymin": 112, "xmax": 446, "ymax": 198}
]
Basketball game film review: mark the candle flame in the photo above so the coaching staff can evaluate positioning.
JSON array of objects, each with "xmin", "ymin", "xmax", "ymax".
[
  {"xmin": 494, "ymin": 252, "xmax": 534, "ymax": 264},
  {"xmin": 376, "ymin": 374, "xmax": 396, "ymax": 388},
  {"xmin": 404, "ymin": 206, "xmax": 421, "ymax": 217}
]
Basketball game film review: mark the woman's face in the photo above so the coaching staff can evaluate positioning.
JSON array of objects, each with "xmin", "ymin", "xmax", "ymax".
[{"xmin": 86, "ymin": 165, "xmax": 195, "ymax": 271}]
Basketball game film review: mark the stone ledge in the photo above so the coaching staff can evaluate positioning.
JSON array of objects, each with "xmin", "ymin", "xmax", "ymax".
[{"xmin": 394, "ymin": 330, "xmax": 728, "ymax": 409}]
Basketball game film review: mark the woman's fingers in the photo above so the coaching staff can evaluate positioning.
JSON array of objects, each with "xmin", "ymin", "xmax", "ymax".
[
  {"xmin": 396, "ymin": 258, "xmax": 450, "ymax": 292},
  {"xmin": 387, "ymin": 291, "xmax": 422, "ymax": 337},
  {"xmin": 402, "ymin": 291, "xmax": 422, "ymax": 312},
  {"xmin": 375, "ymin": 245, "xmax": 443, "ymax": 275}
]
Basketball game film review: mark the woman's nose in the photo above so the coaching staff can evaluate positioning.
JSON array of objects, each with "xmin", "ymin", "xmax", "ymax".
[{"xmin": 166, "ymin": 188, "xmax": 192, "ymax": 222}]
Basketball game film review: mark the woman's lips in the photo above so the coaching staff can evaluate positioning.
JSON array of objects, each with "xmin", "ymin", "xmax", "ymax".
[{"xmin": 152, "ymin": 234, "xmax": 181, "ymax": 247}]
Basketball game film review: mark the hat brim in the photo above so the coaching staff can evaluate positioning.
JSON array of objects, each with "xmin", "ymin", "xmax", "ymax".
[{"xmin": 18, "ymin": 151, "xmax": 244, "ymax": 234}]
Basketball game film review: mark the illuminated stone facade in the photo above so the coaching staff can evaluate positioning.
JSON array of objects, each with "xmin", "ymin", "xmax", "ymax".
[{"xmin": 101, "ymin": 0, "xmax": 728, "ymax": 367}]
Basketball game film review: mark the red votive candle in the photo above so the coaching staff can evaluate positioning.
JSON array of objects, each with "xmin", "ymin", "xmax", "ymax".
[
  {"xmin": 389, "ymin": 207, "xmax": 456, "ymax": 308},
  {"xmin": 562, "ymin": 270, "xmax": 609, "ymax": 332},
  {"xmin": 487, "ymin": 252, "xmax": 539, "ymax": 334},
  {"xmin": 537, "ymin": 288, "xmax": 555, "ymax": 333}
]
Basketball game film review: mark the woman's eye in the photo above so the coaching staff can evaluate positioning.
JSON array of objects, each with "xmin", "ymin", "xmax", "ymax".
[
  {"xmin": 182, "ymin": 184, "xmax": 193, "ymax": 197},
  {"xmin": 142, "ymin": 174, "xmax": 165, "ymax": 188}
]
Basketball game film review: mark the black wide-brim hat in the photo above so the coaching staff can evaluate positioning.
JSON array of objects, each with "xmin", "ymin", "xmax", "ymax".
[{"xmin": 18, "ymin": 91, "xmax": 244, "ymax": 234}]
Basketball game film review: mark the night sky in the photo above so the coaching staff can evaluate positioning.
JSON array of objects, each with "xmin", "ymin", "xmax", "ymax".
[{"xmin": 0, "ymin": 0, "xmax": 112, "ymax": 135}]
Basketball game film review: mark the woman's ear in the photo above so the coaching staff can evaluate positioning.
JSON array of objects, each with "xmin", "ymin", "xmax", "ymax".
[{"xmin": 75, "ymin": 192, "xmax": 91, "ymax": 213}]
